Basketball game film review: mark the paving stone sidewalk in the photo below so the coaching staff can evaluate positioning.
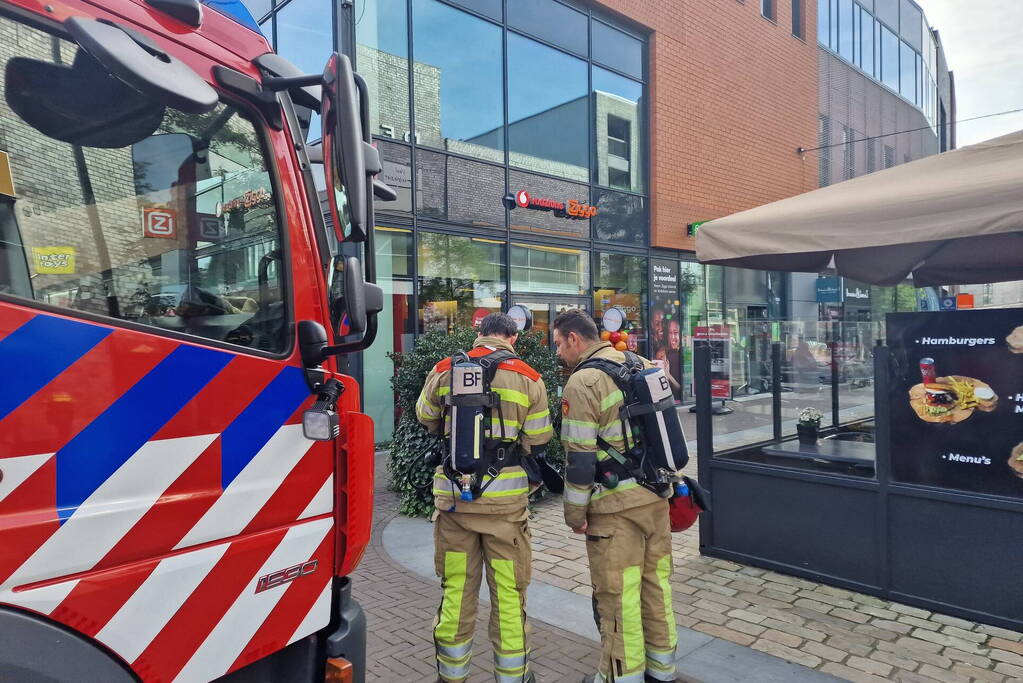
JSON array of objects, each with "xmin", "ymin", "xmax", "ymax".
[
  {"xmin": 527, "ymin": 495, "xmax": 1023, "ymax": 683},
  {"xmin": 354, "ymin": 454, "xmax": 1023, "ymax": 683}
]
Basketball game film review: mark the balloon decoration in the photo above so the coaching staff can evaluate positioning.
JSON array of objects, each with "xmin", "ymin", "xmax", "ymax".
[
  {"xmin": 614, "ymin": 341, "xmax": 628, "ymax": 351},
  {"xmin": 600, "ymin": 330, "xmax": 611, "ymax": 341}
]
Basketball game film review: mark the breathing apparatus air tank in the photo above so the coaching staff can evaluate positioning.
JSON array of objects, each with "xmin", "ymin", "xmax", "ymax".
[{"xmin": 449, "ymin": 361, "xmax": 486, "ymax": 500}]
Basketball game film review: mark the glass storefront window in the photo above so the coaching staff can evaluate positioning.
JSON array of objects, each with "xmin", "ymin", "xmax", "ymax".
[
  {"xmin": 364, "ymin": 228, "xmax": 414, "ymax": 441},
  {"xmin": 508, "ymin": 170, "xmax": 592, "ymax": 240},
  {"xmin": 508, "ymin": 0, "xmax": 587, "ymax": 56},
  {"xmin": 899, "ymin": 0, "xmax": 922, "ymax": 49},
  {"xmin": 417, "ymin": 150, "xmax": 505, "ymax": 229},
  {"xmin": 413, "ymin": 0, "xmax": 503, "ymax": 163},
  {"xmin": 680, "ymin": 261, "xmax": 707, "ymax": 402},
  {"xmin": 507, "ymin": 34, "xmax": 588, "ymax": 182},
  {"xmin": 356, "ymin": 0, "xmax": 411, "ymax": 143},
  {"xmin": 591, "ymin": 188, "xmax": 647, "ymax": 245},
  {"xmin": 418, "ymin": 232, "xmax": 505, "ymax": 333},
  {"xmin": 591, "ymin": 21, "xmax": 643, "ymax": 80},
  {"xmin": 593, "ymin": 252, "xmax": 647, "ymax": 352},
  {"xmin": 593, "ymin": 67, "xmax": 644, "ymax": 193},
  {"xmin": 275, "ymin": 0, "xmax": 333, "ymax": 138},
  {"xmin": 511, "ymin": 243, "xmax": 588, "ymax": 295}
]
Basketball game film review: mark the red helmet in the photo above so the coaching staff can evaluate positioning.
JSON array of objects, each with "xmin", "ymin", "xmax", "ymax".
[{"xmin": 668, "ymin": 493, "xmax": 701, "ymax": 532}]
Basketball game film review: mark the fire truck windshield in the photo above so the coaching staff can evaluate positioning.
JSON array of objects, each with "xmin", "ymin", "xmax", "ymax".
[{"xmin": 1, "ymin": 14, "xmax": 289, "ymax": 354}]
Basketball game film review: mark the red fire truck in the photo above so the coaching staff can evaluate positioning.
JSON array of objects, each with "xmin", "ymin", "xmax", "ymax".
[{"xmin": 0, "ymin": 0, "xmax": 389, "ymax": 680}]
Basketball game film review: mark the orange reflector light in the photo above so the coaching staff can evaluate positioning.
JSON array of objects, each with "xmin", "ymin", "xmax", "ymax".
[{"xmin": 325, "ymin": 657, "xmax": 353, "ymax": 683}]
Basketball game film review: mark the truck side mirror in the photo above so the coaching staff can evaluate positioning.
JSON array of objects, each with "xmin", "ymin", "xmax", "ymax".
[{"xmin": 321, "ymin": 53, "xmax": 368, "ymax": 243}]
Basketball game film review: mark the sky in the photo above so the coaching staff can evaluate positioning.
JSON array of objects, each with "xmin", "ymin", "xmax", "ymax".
[{"xmin": 914, "ymin": 0, "xmax": 1023, "ymax": 146}]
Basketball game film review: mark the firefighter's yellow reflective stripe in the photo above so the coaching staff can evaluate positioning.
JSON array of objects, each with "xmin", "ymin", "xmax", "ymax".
[
  {"xmin": 622, "ymin": 565, "xmax": 645, "ymax": 672},
  {"xmin": 437, "ymin": 639, "xmax": 473, "ymax": 660},
  {"xmin": 523, "ymin": 410, "xmax": 553, "ymax": 435},
  {"xmin": 437, "ymin": 653, "xmax": 471, "ymax": 681},
  {"xmin": 493, "ymin": 386, "xmax": 530, "ymax": 408},
  {"xmin": 598, "ymin": 422, "xmax": 624, "ymax": 441},
  {"xmin": 432, "ymin": 471, "xmax": 529, "ymax": 497},
  {"xmin": 596, "ymin": 449, "xmax": 609, "ymax": 462},
  {"xmin": 491, "ymin": 559, "xmax": 525, "ymax": 652},
  {"xmin": 657, "ymin": 555, "xmax": 678, "ymax": 649},
  {"xmin": 564, "ymin": 483, "xmax": 592, "ymax": 506},
  {"xmin": 645, "ymin": 647, "xmax": 676, "ymax": 681},
  {"xmin": 562, "ymin": 419, "xmax": 598, "ymax": 445},
  {"xmin": 435, "ymin": 552, "xmax": 467, "ymax": 643},
  {"xmin": 481, "ymin": 470, "xmax": 529, "ymax": 497},
  {"xmin": 612, "ymin": 672, "xmax": 645, "ymax": 683},
  {"xmin": 438, "ymin": 386, "xmax": 451, "ymax": 396},
  {"xmin": 489, "ymin": 417, "xmax": 522, "ymax": 439},
  {"xmin": 600, "ymin": 389, "xmax": 625, "ymax": 411},
  {"xmin": 495, "ymin": 666, "xmax": 528, "ymax": 683},
  {"xmin": 493, "ymin": 651, "xmax": 527, "ymax": 669},
  {"xmin": 590, "ymin": 478, "xmax": 639, "ymax": 500},
  {"xmin": 416, "ymin": 394, "xmax": 440, "ymax": 420}
]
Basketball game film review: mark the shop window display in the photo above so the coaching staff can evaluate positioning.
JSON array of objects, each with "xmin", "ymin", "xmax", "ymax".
[{"xmin": 418, "ymin": 232, "xmax": 505, "ymax": 333}]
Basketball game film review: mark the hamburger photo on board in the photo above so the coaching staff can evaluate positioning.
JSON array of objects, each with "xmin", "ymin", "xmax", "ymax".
[{"xmin": 908, "ymin": 357, "xmax": 998, "ymax": 424}]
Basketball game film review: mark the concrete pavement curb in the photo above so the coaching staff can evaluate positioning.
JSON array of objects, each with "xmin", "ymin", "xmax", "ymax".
[{"xmin": 383, "ymin": 515, "xmax": 842, "ymax": 683}]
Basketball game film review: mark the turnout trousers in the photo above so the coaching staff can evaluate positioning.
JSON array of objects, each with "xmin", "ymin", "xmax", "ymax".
[
  {"xmin": 586, "ymin": 500, "xmax": 677, "ymax": 682},
  {"xmin": 433, "ymin": 510, "xmax": 532, "ymax": 683}
]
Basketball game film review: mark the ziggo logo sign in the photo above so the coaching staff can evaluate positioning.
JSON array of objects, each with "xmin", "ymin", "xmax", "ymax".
[{"xmin": 508, "ymin": 190, "xmax": 597, "ymax": 220}]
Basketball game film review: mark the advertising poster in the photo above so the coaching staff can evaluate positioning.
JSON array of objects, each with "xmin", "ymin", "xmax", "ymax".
[
  {"xmin": 887, "ymin": 310, "xmax": 1023, "ymax": 497},
  {"xmin": 694, "ymin": 324, "xmax": 731, "ymax": 398},
  {"xmin": 650, "ymin": 259, "xmax": 682, "ymax": 386}
]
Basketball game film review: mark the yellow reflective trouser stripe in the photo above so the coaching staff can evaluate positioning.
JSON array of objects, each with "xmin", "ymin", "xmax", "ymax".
[
  {"xmin": 657, "ymin": 555, "xmax": 678, "ymax": 649},
  {"xmin": 646, "ymin": 644, "xmax": 676, "ymax": 680},
  {"xmin": 491, "ymin": 558, "xmax": 525, "ymax": 652},
  {"xmin": 590, "ymin": 478, "xmax": 639, "ymax": 500},
  {"xmin": 435, "ymin": 552, "xmax": 466, "ymax": 644},
  {"xmin": 563, "ymin": 483, "xmax": 592, "ymax": 506},
  {"xmin": 622, "ymin": 565, "xmax": 645, "ymax": 672},
  {"xmin": 600, "ymin": 389, "xmax": 625, "ymax": 411},
  {"xmin": 562, "ymin": 419, "xmax": 598, "ymax": 445},
  {"xmin": 494, "ymin": 387, "xmax": 530, "ymax": 407},
  {"xmin": 494, "ymin": 651, "xmax": 527, "ymax": 669},
  {"xmin": 437, "ymin": 639, "xmax": 473, "ymax": 660}
]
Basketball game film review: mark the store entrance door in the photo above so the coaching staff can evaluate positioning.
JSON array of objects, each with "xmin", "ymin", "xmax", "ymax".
[{"xmin": 511, "ymin": 296, "xmax": 590, "ymax": 347}]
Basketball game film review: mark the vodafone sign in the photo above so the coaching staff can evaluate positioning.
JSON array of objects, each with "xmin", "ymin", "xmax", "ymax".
[{"xmin": 504, "ymin": 190, "xmax": 597, "ymax": 220}]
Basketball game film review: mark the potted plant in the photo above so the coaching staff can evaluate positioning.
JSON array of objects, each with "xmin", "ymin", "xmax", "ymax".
[{"xmin": 797, "ymin": 407, "xmax": 823, "ymax": 445}]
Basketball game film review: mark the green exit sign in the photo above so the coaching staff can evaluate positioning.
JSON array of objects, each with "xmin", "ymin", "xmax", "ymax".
[{"xmin": 687, "ymin": 220, "xmax": 707, "ymax": 237}]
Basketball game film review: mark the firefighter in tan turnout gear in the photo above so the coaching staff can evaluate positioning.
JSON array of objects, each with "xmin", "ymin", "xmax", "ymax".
[
  {"xmin": 552, "ymin": 309, "xmax": 679, "ymax": 683},
  {"xmin": 416, "ymin": 313, "xmax": 554, "ymax": 683}
]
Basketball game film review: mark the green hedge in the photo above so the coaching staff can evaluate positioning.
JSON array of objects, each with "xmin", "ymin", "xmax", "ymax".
[{"xmin": 387, "ymin": 328, "xmax": 564, "ymax": 517}]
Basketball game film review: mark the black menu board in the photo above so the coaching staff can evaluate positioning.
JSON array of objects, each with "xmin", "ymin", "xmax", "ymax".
[{"xmin": 887, "ymin": 310, "xmax": 1023, "ymax": 497}]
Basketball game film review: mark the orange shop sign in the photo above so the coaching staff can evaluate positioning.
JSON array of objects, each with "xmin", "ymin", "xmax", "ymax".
[{"xmin": 504, "ymin": 190, "xmax": 597, "ymax": 220}]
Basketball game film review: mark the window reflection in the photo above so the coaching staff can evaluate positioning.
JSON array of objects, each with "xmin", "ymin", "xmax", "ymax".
[
  {"xmin": 275, "ymin": 0, "xmax": 332, "ymax": 138},
  {"xmin": 899, "ymin": 39, "xmax": 916, "ymax": 101},
  {"xmin": 591, "ymin": 21, "xmax": 643, "ymax": 80},
  {"xmin": 413, "ymin": 0, "xmax": 503, "ymax": 163},
  {"xmin": 593, "ymin": 67, "xmax": 644, "ymax": 193},
  {"xmin": 375, "ymin": 140, "xmax": 413, "ymax": 216},
  {"xmin": 838, "ymin": 0, "xmax": 853, "ymax": 62},
  {"xmin": 356, "ymin": 0, "xmax": 411, "ymax": 142},
  {"xmin": 508, "ymin": 0, "xmax": 587, "ymax": 56},
  {"xmin": 507, "ymin": 34, "xmax": 588, "ymax": 182},
  {"xmin": 417, "ymin": 150, "xmax": 505, "ymax": 229},
  {"xmin": 418, "ymin": 233, "xmax": 505, "ymax": 333},
  {"xmin": 592, "ymin": 189, "xmax": 647, "ymax": 245},
  {"xmin": 880, "ymin": 24, "xmax": 899, "ymax": 92},
  {"xmin": 511, "ymin": 243, "xmax": 588, "ymax": 295},
  {"xmin": 594, "ymin": 252, "xmax": 647, "ymax": 351}
]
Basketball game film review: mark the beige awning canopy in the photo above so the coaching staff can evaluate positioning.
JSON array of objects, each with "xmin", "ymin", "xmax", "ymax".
[{"xmin": 696, "ymin": 129, "xmax": 1023, "ymax": 286}]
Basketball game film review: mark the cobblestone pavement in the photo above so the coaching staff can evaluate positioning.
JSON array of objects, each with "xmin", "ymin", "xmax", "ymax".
[
  {"xmin": 351, "ymin": 472, "xmax": 602, "ymax": 682},
  {"xmin": 355, "ymin": 456, "xmax": 1023, "ymax": 683},
  {"xmin": 527, "ymin": 496, "xmax": 1023, "ymax": 683}
]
